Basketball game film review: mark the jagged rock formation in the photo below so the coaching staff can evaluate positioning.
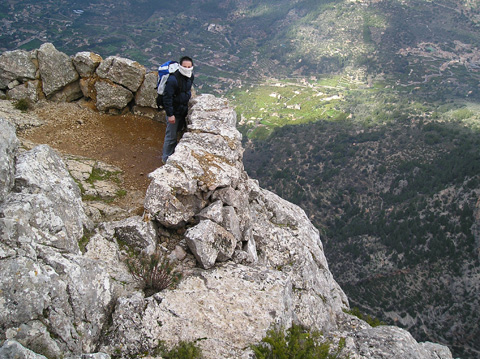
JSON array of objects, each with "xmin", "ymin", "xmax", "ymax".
[{"xmin": 0, "ymin": 47, "xmax": 454, "ymax": 359}]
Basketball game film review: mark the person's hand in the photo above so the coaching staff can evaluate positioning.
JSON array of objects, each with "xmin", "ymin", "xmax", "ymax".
[{"xmin": 168, "ymin": 115, "xmax": 175, "ymax": 124}]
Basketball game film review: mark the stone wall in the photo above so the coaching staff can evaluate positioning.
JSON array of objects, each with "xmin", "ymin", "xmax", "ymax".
[{"xmin": 0, "ymin": 43, "xmax": 157, "ymax": 117}]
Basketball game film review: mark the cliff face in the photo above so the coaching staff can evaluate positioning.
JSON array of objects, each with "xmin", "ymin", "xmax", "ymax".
[{"xmin": 0, "ymin": 46, "xmax": 454, "ymax": 359}]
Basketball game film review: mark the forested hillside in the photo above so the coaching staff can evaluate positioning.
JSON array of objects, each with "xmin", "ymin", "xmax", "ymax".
[{"xmin": 244, "ymin": 112, "xmax": 480, "ymax": 358}]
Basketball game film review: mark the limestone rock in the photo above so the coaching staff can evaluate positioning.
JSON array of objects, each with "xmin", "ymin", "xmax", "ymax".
[
  {"xmin": 96, "ymin": 56, "xmax": 145, "ymax": 92},
  {"xmin": 0, "ymin": 99, "xmax": 44, "ymax": 130},
  {"xmin": 195, "ymin": 200, "xmax": 223, "ymax": 223},
  {"xmin": 48, "ymin": 80, "xmax": 83, "ymax": 103},
  {"xmin": 144, "ymin": 165, "xmax": 199, "ymax": 227},
  {"xmin": 135, "ymin": 71, "xmax": 157, "ymax": 108},
  {"xmin": 0, "ymin": 50, "xmax": 37, "ymax": 90},
  {"xmin": 185, "ymin": 219, "xmax": 237, "ymax": 269},
  {"xmin": 37, "ymin": 43, "xmax": 79, "ymax": 98},
  {"xmin": 112, "ymin": 216, "xmax": 158, "ymax": 255},
  {"xmin": 100, "ymin": 263, "xmax": 293, "ymax": 358},
  {"xmin": 73, "ymin": 51, "xmax": 103, "ymax": 78},
  {"xmin": 0, "ymin": 340, "xmax": 48, "ymax": 359},
  {"xmin": 6, "ymin": 80, "xmax": 41, "ymax": 103},
  {"xmin": 352, "ymin": 326, "xmax": 453, "ymax": 359},
  {"xmin": 0, "ymin": 145, "xmax": 91, "ymax": 255},
  {"xmin": 0, "ymin": 118, "xmax": 19, "ymax": 202},
  {"xmin": 95, "ymin": 79, "xmax": 134, "ymax": 112}
]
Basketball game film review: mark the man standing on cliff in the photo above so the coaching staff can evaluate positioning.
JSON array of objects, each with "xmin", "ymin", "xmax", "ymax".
[{"xmin": 161, "ymin": 56, "xmax": 194, "ymax": 164}]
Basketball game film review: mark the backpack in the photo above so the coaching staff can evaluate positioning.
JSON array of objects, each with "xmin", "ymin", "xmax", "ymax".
[{"xmin": 156, "ymin": 60, "xmax": 179, "ymax": 109}]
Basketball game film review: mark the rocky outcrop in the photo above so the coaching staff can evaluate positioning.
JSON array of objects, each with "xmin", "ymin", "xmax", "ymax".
[
  {"xmin": 0, "ymin": 44, "xmax": 157, "ymax": 116},
  {"xmin": 0, "ymin": 119, "xmax": 19, "ymax": 202},
  {"xmin": 37, "ymin": 43, "xmax": 80, "ymax": 99},
  {"xmin": 0, "ymin": 47, "xmax": 454, "ymax": 358}
]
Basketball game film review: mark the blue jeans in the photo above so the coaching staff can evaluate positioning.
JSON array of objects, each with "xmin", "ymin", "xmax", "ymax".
[{"xmin": 162, "ymin": 115, "xmax": 186, "ymax": 163}]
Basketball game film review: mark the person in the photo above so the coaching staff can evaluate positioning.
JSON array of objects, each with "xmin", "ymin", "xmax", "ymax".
[{"xmin": 161, "ymin": 56, "xmax": 194, "ymax": 164}]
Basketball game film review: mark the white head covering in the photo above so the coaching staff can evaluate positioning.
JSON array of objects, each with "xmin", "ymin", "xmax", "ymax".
[{"xmin": 179, "ymin": 65, "xmax": 193, "ymax": 78}]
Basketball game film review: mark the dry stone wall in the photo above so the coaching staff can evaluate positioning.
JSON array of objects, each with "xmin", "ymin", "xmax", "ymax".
[{"xmin": 0, "ymin": 43, "xmax": 157, "ymax": 117}]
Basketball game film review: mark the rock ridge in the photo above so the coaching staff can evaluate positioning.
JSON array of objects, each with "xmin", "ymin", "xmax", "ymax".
[{"xmin": 0, "ymin": 46, "xmax": 453, "ymax": 359}]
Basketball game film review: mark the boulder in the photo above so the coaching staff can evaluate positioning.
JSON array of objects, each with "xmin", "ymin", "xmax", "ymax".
[
  {"xmin": 144, "ymin": 165, "xmax": 199, "ymax": 227},
  {"xmin": 6, "ymin": 80, "xmax": 42, "ymax": 103},
  {"xmin": 135, "ymin": 71, "xmax": 157, "ymax": 108},
  {"xmin": 73, "ymin": 51, "xmax": 103, "ymax": 78},
  {"xmin": 0, "ymin": 340, "xmax": 48, "ymax": 359},
  {"xmin": 95, "ymin": 79, "xmax": 133, "ymax": 112},
  {"xmin": 352, "ymin": 326, "xmax": 453, "ymax": 359},
  {"xmin": 37, "ymin": 43, "xmax": 79, "ymax": 99},
  {"xmin": 185, "ymin": 219, "xmax": 237, "ymax": 269},
  {"xmin": 195, "ymin": 200, "xmax": 223, "ymax": 223},
  {"xmin": 0, "ymin": 118, "xmax": 19, "ymax": 202},
  {"xmin": 0, "ymin": 50, "xmax": 37, "ymax": 90},
  {"xmin": 96, "ymin": 56, "xmax": 145, "ymax": 92},
  {"xmin": 112, "ymin": 216, "xmax": 158, "ymax": 255},
  {"xmin": 1, "ymin": 144, "xmax": 90, "ymax": 253}
]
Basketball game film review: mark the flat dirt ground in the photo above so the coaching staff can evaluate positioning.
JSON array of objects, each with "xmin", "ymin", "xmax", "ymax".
[{"xmin": 18, "ymin": 101, "xmax": 166, "ymax": 202}]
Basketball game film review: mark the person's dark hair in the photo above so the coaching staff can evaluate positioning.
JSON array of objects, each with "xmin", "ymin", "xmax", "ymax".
[{"xmin": 179, "ymin": 56, "xmax": 193, "ymax": 66}]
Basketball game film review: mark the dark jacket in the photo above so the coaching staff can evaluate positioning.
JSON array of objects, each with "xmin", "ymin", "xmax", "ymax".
[{"xmin": 163, "ymin": 71, "xmax": 193, "ymax": 117}]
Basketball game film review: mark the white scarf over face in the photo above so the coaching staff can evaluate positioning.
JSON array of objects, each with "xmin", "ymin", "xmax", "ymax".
[{"xmin": 179, "ymin": 65, "xmax": 193, "ymax": 78}]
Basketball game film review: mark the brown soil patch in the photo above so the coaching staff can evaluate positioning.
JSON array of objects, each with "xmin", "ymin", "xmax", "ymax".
[{"xmin": 19, "ymin": 101, "xmax": 166, "ymax": 205}]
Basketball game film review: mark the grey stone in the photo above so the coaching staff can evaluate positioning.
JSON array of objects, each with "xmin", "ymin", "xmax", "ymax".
[
  {"xmin": 48, "ymin": 80, "xmax": 83, "ymax": 102},
  {"xmin": 6, "ymin": 80, "xmax": 41, "ymax": 103},
  {"xmin": 185, "ymin": 219, "xmax": 236, "ymax": 269},
  {"xmin": 73, "ymin": 51, "xmax": 103, "ymax": 78},
  {"xmin": 95, "ymin": 79, "xmax": 133, "ymax": 112},
  {"xmin": 96, "ymin": 56, "xmax": 145, "ymax": 92},
  {"xmin": 135, "ymin": 71, "xmax": 157, "ymax": 108},
  {"xmin": 0, "ymin": 340, "xmax": 48, "ymax": 359},
  {"xmin": 352, "ymin": 326, "xmax": 453, "ymax": 359},
  {"xmin": 0, "ymin": 100, "xmax": 44, "ymax": 130},
  {"xmin": 100, "ymin": 264, "xmax": 293, "ymax": 359},
  {"xmin": 81, "ymin": 353, "xmax": 111, "ymax": 359},
  {"xmin": 145, "ymin": 165, "xmax": 199, "ymax": 227},
  {"xmin": 112, "ymin": 216, "xmax": 158, "ymax": 255},
  {"xmin": 0, "ymin": 118, "xmax": 19, "ymax": 202},
  {"xmin": 222, "ymin": 205, "xmax": 242, "ymax": 242},
  {"xmin": 195, "ymin": 200, "xmax": 223, "ymax": 223},
  {"xmin": 0, "ymin": 143, "xmax": 91, "ymax": 252},
  {"xmin": 37, "ymin": 43, "xmax": 79, "ymax": 98},
  {"xmin": 0, "ymin": 50, "xmax": 37, "ymax": 90}
]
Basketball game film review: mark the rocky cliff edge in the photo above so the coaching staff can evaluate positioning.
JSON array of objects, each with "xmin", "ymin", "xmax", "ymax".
[{"xmin": 0, "ymin": 45, "xmax": 453, "ymax": 359}]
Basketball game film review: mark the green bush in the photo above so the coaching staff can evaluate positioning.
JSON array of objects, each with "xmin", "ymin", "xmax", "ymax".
[
  {"xmin": 14, "ymin": 98, "xmax": 30, "ymax": 112},
  {"xmin": 156, "ymin": 340, "xmax": 203, "ymax": 359},
  {"xmin": 343, "ymin": 307, "xmax": 385, "ymax": 327},
  {"xmin": 126, "ymin": 251, "xmax": 182, "ymax": 296},
  {"xmin": 251, "ymin": 324, "xmax": 347, "ymax": 359}
]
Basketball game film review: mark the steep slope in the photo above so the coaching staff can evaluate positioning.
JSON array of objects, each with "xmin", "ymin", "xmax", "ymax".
[
  {"xmin": 244, "ymin": 117, "xmax": 480, "ymax": 358},
  {"xmin": 0, "ymin": 95, "xmax": 453, "ymax": 359}
]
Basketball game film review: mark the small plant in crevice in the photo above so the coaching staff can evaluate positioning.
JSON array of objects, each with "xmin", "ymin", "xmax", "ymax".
[
  {"xmin": 251, "ymin": 323, "xmax": 348, "ymax": 359},
  {"xmin": 14, "ymin": 98, "xmax": 30, "ymax": 112},
  {"xmin": 343, "ymin": 307, "xmax": 385, "ymax": 327},
  {"xmin": 154, "ymin": 340, "xmax": 204, "ymax": 359},
  {"xmin": 126, "ymin": 251, "xmax": 182, "ymax": 296}
]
